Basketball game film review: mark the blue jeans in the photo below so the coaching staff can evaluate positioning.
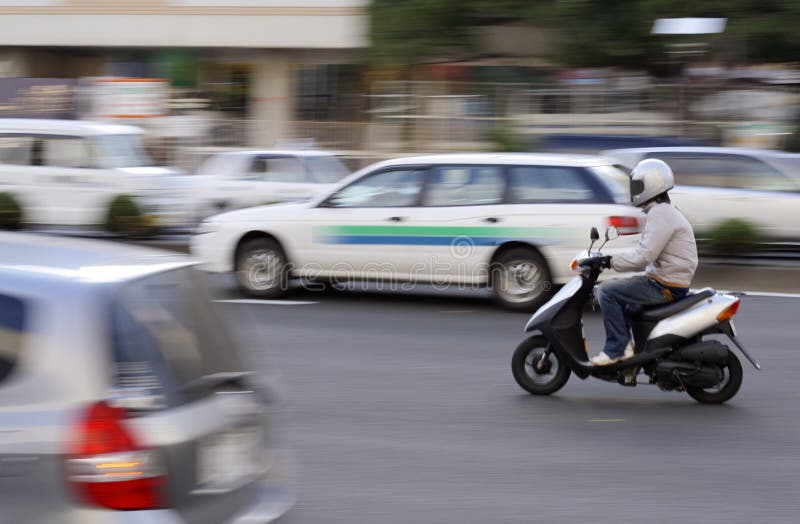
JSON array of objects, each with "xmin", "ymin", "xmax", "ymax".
[{"xmin": 596, "ymin": 276, "xmax": 689, "ymax": 358}]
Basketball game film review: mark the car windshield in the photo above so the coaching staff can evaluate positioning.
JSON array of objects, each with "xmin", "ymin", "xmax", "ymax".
[
  {"xmin": 592, "ymin": 164, "xmax": 632, "ymax": 204},
  {"xmin": 110, "ymin": 267, "xmax": 244, "ymax": 408},
  {"xmin": 763, "ymin": 156, "xmax": 800, "ymax": 185},
  {"xmin": 91, "ymin": 134, "xmax": 154, "ymax": 168},
  {"xmin": 304, "ymin": 155, "xmax": 351, "ymax": 183}
]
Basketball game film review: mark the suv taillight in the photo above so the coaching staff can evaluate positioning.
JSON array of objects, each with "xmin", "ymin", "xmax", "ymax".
[
  {"xmin": 65, "ymin": 402, "xmax": 165, "ymax": 510},
  {"xmin": 607, "ymin": 216, "xmax": 641, "ymax": 235}
]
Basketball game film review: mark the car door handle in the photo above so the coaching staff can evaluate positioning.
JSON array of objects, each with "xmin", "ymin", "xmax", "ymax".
[
  {"xmin": 387, "ymin": 216, "xmax": 404, "ymax": 222},
  {"xmin": 484, "ymin": 217, "xmax": 500, "ymax": 223}
]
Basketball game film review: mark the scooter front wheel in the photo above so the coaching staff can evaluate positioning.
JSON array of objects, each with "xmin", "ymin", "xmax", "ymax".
[{"xmin": 512, "ymin": 336, "xmax": 571, "ymax": 395}]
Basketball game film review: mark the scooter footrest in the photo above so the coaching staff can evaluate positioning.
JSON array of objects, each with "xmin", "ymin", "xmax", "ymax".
[{"xmin": 589, "ymin": 347, "xmax": 671, "ymax": 374}]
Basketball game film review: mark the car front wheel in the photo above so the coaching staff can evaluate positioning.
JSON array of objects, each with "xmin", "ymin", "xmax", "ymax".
[{"xmin": 235, "ymin": 237, "xmax": 289, "ymax": 298}]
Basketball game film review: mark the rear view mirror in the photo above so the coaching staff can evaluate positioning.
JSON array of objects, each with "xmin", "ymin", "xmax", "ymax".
[
  {"xmin": 590, "ymin": 227, "xmax": 600, "ymax": 241},
  {"xmin": 606, "ymin": 226, "xmax": 619, "ymax": 241}
]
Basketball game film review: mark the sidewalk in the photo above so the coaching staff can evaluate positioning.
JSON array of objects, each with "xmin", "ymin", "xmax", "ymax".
[{"xmin": 694, "ymin": 262, "xmax": 800, "ymax": 294}]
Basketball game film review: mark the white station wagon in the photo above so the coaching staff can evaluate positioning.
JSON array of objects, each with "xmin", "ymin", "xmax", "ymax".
[{"xmin": 191, "ymin": 154, "xmax": 643, "ymax": 310}]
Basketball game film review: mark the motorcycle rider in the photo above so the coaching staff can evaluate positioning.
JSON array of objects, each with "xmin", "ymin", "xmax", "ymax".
[{"xmin": 591, "ymin": 158, "xmax": 698, "ymax": 366}]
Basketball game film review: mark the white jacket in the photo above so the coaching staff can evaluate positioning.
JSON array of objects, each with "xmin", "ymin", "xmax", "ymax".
[{"xmin": 611, "ymin": 202, "xmax": 698, "ymax": 288}]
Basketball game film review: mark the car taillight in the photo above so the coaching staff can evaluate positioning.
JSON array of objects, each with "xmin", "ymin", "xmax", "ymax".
[
  {"xmin": 716, "ymin": 299, "xmax": 740, "ymax": 323},
  {"xmin": 607, "ymin": 216, "xmax": 640, "ymax": 235},
  {"xmin": 64, "ymin": 402, "xmax": 165, "ymax": 511}
]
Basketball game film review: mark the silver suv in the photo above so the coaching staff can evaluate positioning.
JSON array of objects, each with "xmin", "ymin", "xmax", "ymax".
[
  {"xmin": 0, "ymin": 233, "xmax": 294, "ymax": 523},
  {"xmin": 602, "ymin": 147, "xmax": 800, "ymax": 241}
]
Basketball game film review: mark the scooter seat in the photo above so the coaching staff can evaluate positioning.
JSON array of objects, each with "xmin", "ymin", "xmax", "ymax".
[{"xmin": 630, "ymin": 288, "xmax": 715, "ymax": 322}]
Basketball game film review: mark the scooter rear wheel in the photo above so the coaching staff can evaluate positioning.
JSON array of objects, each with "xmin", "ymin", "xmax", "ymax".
[
  {"xmin": 512, "ymin": 336, "xmax": 571, "ymax": 395},
  {"xmin": 685, "ymin": 350, "xmax": 743, "ymax": 404}
]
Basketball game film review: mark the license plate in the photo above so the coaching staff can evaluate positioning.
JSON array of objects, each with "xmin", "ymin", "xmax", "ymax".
[{"xmin": 197, "ymin": 426, "xmax": 264, "ymax": 492}]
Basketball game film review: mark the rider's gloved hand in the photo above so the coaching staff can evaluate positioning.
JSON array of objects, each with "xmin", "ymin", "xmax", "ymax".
[{"xmin": 600, "ymin": 256, "xmax": 612, "ymax": 269}]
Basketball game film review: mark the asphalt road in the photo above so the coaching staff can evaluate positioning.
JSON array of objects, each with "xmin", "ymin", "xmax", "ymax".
[{"xmin": 215, "ymin": 282, "xmax": 800, "ymax": 524}]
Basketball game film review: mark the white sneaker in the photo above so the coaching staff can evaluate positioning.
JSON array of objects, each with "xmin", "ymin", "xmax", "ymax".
[
  {"xmin": 623, "ymin": 342, "xmax": 635, "ymax": 360},
  {"xmin": 591, "ymin": 352, "xmax": 621, "ymax": 366}
]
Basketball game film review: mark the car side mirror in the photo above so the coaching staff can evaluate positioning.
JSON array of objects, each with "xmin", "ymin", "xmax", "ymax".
[{"xmin": 605, "ymin": 226, "xmax": 619, "ymax": 241}]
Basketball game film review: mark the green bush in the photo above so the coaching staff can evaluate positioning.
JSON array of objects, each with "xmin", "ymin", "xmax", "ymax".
[
  {"xmin": 707, "ymin": 218, "xmax": 762, "ymax": 255},
  {"xmin": 486, "ymin": 125, "xmax": 526, "ymax": 152},
  {"xmin": 0, "ymin": 192, "xmax": 22, "ymax": 230},
  {"xmin": 105, "ymin": 195, "xmax": 154, "ymax": 238}
]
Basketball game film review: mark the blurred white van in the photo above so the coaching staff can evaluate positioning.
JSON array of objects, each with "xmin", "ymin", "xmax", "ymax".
[
  {"xmin": 189, "ymin": 149, "xmax": 351, "ymax": 220},
  {"xmin": 0, "ymin": 119, "xmax": 189, "ymax": 229}
]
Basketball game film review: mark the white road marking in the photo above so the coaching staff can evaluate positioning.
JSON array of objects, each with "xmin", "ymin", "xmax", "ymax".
[
  {"xmin": 588, "ymin": 418, "xmax": 625, "ymax": 423},
  {"xmin": 215, "ymin": 299, "xmax": 318, "ymax": 305}
]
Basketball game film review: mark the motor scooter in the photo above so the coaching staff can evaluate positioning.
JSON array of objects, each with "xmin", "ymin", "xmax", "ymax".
[{"xmin": 511, "ymin": 227, "xmax": 760, "ymax": 404}]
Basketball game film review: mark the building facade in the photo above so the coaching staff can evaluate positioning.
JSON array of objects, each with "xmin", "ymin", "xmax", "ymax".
[{"xmin": 0, "ymin": 0, "xmax": 369, "ymax": 147}]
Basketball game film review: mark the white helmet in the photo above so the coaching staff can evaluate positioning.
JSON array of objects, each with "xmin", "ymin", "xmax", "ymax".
[{"xmin": 630, "ymin": 158, "xmax": 674, "ymax": 207}]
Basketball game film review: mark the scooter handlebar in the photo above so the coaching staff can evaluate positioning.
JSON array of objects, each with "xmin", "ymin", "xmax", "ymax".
[{"xmin": 578, "ymin": 255, "xmax": 611, "ymax": 269}]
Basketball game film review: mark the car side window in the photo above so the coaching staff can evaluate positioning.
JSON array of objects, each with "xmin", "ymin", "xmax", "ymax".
[
  {"xmin": 423, "ymin": 165, "xmax": 505, "ymax": 206},
  {"xmin": 654, "ymin": 154, "xmax": 799, "ymax": 191},
  {"xmin": 649, "ymin": 155, "xmax": 722, "ymax": 187},
  {"xmin": 0, "ymin": 294, "xmax": 25, "ymax": 383},
  {"xmin": 249, "ymin": 156, "xmax": 308, "ymax": 183},
  {"xmin": 41, "ymin": 136, "xmax": 93, "ymax": 169},
  {"xmin": 325, "ymin": 168, "xmax": 425, "ymax": 208},
  {"xmin": 0, "ymin": 136, "xmax": 34, "ymax": 166},
  {"xmin": 508, "ymin": 166, "xmax": 596, "ymax": 203}
]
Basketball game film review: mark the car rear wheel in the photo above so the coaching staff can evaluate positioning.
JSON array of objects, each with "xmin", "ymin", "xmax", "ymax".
[
  {"xmin": 235, "ymin": 237, "xmax": 289, "ymax": 298},
  {"xmin": 491, "ymin": 247, "xmax": 553, "ymax": 311}
]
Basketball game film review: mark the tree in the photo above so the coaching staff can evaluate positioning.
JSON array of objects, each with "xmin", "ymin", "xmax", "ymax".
[
  {"xmin": 367, "ymin": 0, "xmax": 800, "ymax": 69},
  {"xmin": 367, "ymin": 0, "xmax": 475, "ymax": 67}
]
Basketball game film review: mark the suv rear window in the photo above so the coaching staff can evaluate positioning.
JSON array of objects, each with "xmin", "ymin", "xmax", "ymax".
[
  {"xmin": 110, "ymin": 267, "xmax": 244, "ymax": 409},
  {"xmin": 0, "ymin": 294, "xmax": 25, "ymax": 383},
  {"xmin": 592, "ymin": 164, "xmax": 632, "ymax": 204}
]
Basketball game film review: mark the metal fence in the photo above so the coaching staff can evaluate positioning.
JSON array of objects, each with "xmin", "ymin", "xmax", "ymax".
[{"xmin": 149, "ymin": 81, "xmax": 799, "ymax": 170}]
